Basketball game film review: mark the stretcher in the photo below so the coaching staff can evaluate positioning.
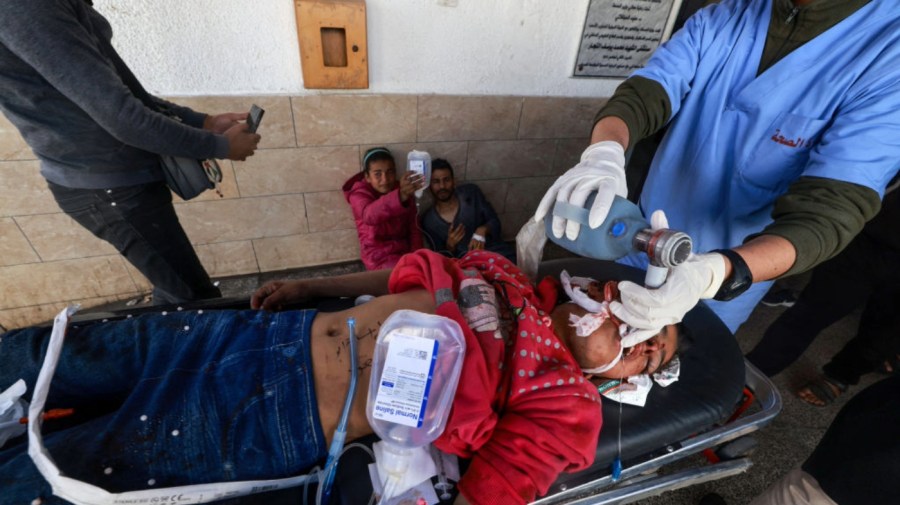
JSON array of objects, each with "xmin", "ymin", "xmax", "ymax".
[{"xmin": 67, "ymin": 257, "xmax": 781, "ymax": 505}]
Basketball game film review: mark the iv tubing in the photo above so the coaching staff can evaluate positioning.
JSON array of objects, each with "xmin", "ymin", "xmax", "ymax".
[{"xmin": 319, "ymin": 317, "xmax": 359, "ymax": 504}]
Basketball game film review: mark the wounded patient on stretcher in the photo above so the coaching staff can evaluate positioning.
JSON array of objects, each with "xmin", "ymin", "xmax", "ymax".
[{"xmin": 0, "ymin": 250, "xmax": 679, "ymax": 505}]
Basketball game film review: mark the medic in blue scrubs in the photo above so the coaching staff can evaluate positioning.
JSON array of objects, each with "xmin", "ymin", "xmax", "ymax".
[{"xmin": 536, "ymin": 0, "xmax": 900, "ymax": 335}]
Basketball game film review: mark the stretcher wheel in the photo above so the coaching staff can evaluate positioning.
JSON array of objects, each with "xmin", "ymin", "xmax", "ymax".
[{"xmin": 715, "ymin": 436, "xmax": 758, "ymax": 460}]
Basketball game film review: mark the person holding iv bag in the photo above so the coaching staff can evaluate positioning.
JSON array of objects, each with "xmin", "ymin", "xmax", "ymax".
[{"xmin": 344, "ymin": 147, "xmax": 425, "ymax": 270}]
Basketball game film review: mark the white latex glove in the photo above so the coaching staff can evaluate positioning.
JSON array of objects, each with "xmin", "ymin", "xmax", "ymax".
[
  {"xmin": 534, "ymin": 141, "xmax": 627, "ymax": 240},
  {"xmin": 610, "ymin": 252, "xmax": 727, "ymax": 336},
  {"xmin": 617, "ymin": 209, "xmax": 675, "ymax": 346}
]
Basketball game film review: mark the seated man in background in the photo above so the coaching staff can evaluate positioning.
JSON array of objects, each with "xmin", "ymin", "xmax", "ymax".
[
  {"xmin": 420, "ymin": 159, "xmax": 516, "ymax": 262},
  {"xmin": 0, "ymin": 250, "xmax": 678, "ymax": 505}
]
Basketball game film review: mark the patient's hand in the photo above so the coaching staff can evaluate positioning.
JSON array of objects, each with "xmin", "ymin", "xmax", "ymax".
[{"xmin": 251, "ymin": 280, "xmax": 311, "ymax": 311}]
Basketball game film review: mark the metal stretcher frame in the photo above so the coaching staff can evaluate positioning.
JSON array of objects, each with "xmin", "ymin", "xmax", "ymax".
[{"xmin": 65, "ymin": 259, "xmax": 782, "ymax": 505}]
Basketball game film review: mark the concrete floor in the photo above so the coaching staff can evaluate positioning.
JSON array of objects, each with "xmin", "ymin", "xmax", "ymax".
[{"xmin": 86, "ymin": 258, "xmax": 882, "ymax": 505}]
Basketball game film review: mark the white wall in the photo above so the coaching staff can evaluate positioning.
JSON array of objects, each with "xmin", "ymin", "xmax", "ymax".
[{"xmin": 96, "ymin": 0, "xmax": 623, "ymax": 98}]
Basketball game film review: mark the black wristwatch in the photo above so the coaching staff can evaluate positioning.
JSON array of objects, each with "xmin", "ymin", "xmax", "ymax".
[{"xmin": 711, "ymin": 249, "xmax": 753, "ymax": 301}]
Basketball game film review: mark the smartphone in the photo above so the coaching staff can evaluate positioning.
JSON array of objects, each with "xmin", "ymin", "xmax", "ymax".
[{"xmin": 247, "ymin": 104, "xmax": 265, "ymax": 133}]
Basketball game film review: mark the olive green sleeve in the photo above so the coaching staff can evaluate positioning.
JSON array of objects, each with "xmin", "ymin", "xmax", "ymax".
[
  {"xmin": 747, "ymin": 177, "xmax": 881, "ymax": 276},
  {"xmin": 593, "ymin": 76, "xmax": 671, "ymax": 150}
]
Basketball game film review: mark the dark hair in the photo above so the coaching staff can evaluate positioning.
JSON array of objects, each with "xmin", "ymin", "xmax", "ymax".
[
  {"xmin": 431, "ymin": 158, "xmax": 454, "ymax": 178},
  {"xmin": 661, "ymin": 321, "xmax": 693, "ymax": 371},
  {"xmin": 362, "ymin": 147, "xmax": 394, "ymax": 174}
]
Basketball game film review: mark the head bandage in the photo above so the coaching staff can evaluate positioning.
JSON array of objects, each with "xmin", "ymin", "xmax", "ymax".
[
  {"xmin": 561, "ymin": 270, "xmax": 624, "ymax": 374},
  {"xmin": 561, "ymin": 269, "xmax": 612, "ymax": 338},
  {"xmin": 561, "ymin": 270, "xmax": 606, "ymax": 314},
  {"xmin": 561, "ymin": 271, "xmax": 660, "ymax": 349},
  {"xmin": 567, "ymin": 312, "xmax": 609, "ymax": 338}
]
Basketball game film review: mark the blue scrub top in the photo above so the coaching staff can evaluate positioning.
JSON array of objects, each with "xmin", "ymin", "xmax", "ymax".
[
  {"xmin": 624, "ymin": 0, "xmax": 900, "ymax": 330},
  {"xmin": 637, "ymin": 0, "xmax": 900, "ymax": 250}
]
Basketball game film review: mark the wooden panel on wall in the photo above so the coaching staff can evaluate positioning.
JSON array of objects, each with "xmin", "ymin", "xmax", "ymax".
[{"xmin": 295, "ymin": 0, "xmax": 368, "ymax": 89}]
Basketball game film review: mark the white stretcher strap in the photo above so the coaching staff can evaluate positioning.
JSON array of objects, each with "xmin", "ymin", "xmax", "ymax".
[{"xmin": 28, "ymin": 306, "xmax": 317, "ymax": 505}]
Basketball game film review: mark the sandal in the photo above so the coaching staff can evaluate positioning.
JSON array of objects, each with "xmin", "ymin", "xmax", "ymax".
[{"xmin": 797, "ymin": 376, "xmax": 848, "ymax": 407}]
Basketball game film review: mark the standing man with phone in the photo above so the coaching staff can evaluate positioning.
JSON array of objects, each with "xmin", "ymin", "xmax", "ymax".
[{"xmin": 0, "ymin": 0, "xmax": 262, "ymax": 304}]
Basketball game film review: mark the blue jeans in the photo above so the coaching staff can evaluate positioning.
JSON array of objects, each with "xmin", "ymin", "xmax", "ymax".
[
  {"xmin": 0, "ymin": 309, "xmax": 326, "ymax": 504},
  {"xmin": 47, "ymin": 181, "xmax": 221, "ymax": 304}
]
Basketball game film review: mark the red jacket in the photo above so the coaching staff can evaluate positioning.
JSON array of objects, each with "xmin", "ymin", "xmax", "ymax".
[
  {"xmin": 343, "ymin": 172, "xmax": 422, "ymax": 270},
  {"xmin": 389, "ymin": 250, "xmax": 602, "ymax": 504}
]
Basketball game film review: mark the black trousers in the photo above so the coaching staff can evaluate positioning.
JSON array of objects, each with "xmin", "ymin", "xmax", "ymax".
[
  {"xmin": 801, "ymin": 375, "xmax": 900, "ymax": 505},
  {"xmin": 746, "ymin": 231, "xmax": 900, "ymax": 383},
  {"xmin": 48, "ymin": 180, "xmax": 221, "ymax": 304}
]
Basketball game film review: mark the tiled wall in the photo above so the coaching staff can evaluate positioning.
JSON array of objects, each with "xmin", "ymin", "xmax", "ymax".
[{"xmin": 0, "ymin": 94, "xmax": 604, "ymax": 329}]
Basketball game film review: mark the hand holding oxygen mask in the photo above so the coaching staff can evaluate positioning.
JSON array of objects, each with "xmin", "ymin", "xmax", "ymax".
[
  {"xmin": 610, "ymin": 251, "xmax": 728, "ymax": 338},
  {"xmin": 535, "ymin": 141, "xmax": 628, "ymax": 240},
  {"xmin": 533, "ymin": 140, "xmax": 691, "ymax": 286}
]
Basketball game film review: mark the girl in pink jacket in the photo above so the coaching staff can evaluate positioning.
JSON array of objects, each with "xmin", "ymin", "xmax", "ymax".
[{"xmin": 342, "ymin": 147, "xmax": 425, "ymax": 270}]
